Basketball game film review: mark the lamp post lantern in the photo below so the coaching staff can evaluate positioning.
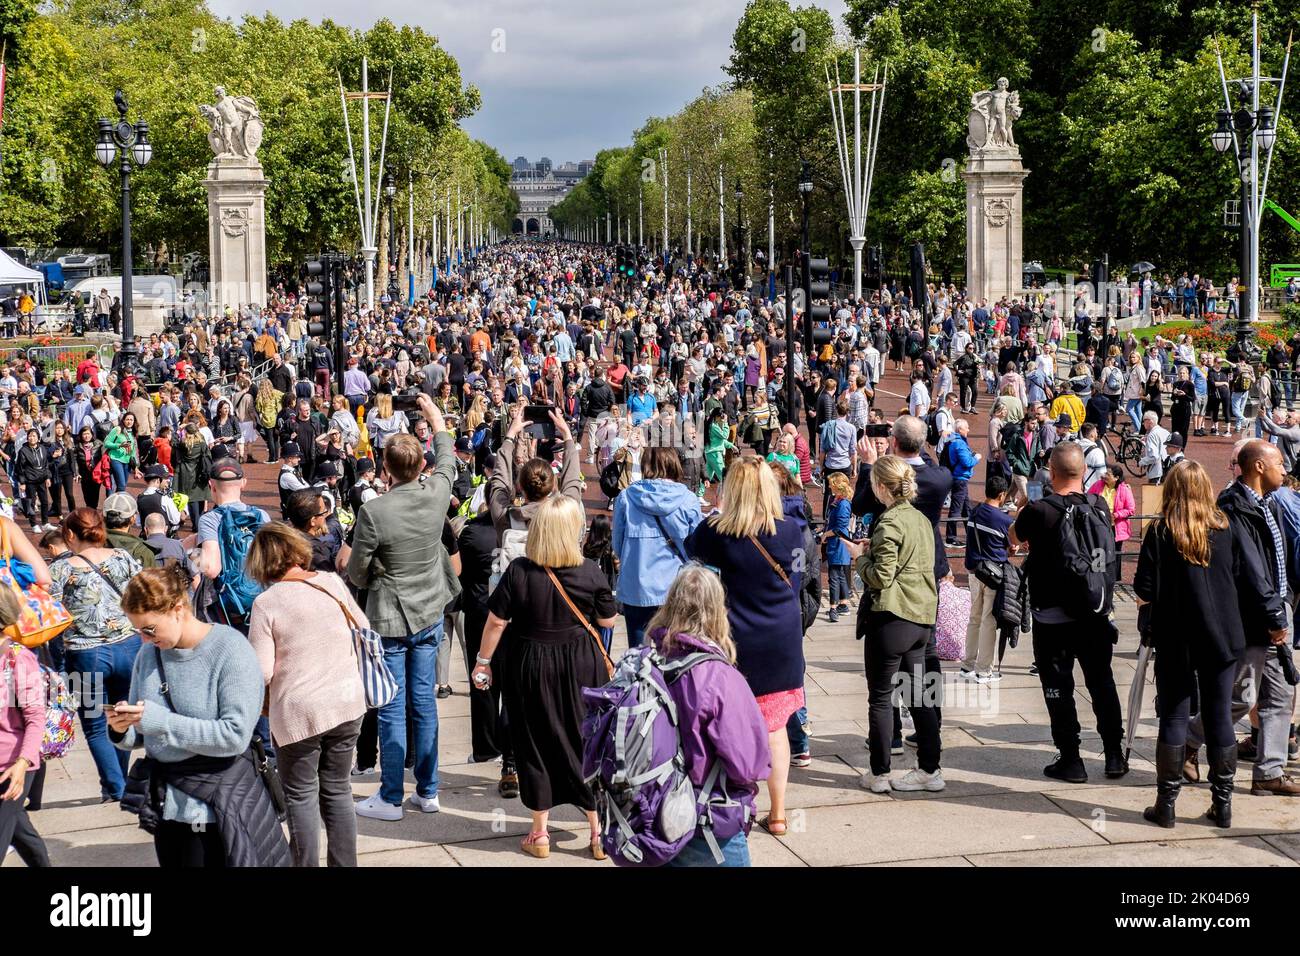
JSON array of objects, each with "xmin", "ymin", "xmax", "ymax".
[
  {"xmin": 1210, "ymin": 9, "xmax": 1292, "ymax": 363},
  {"xmin": 95, "ymin": 89, "xmax": 152, "ymax": 375}
]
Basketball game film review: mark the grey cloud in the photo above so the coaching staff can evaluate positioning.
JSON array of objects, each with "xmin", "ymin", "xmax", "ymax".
[{"xmin": 207, "ymin": 0, "xmax": 847, "ymax": 159}]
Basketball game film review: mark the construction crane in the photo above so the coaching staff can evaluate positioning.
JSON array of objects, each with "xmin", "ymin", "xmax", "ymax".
[{"xmin": 1264, "ymin": 199, "xmax": 1300, "ymax": 288}]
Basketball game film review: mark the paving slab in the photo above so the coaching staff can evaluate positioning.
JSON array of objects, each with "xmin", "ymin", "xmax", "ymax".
[
  {"xmin": 966, "ymin": 835, "xmax": 1296, "ymax": 867},
  {"xmin": 1040, "ymin": 784, "xmax": 1300, "ymax": 843},
  {"xmin": 771, "ymin": 791, "xmax": 1109, "ymax": 866}
]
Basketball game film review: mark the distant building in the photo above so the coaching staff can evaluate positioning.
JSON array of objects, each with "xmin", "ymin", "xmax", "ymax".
[{"xmin": 507, "ymin": 156, "xmax": 595, "ymax": 235}]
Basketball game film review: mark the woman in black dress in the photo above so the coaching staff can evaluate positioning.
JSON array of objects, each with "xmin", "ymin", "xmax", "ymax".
[
  {"xmin": 474, "ymin": 495, "xmax": 617, "ymax": 861},
  {"xmin": 1169, "ymin": 365, "xmax": 1194, "ymax": 445},
  {"xmin": 1141, "ymin": 369, "xmax": 1164, "ymax": 424}
]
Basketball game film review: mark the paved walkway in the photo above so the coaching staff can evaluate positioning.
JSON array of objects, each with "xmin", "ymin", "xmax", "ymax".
[{"xmin": 12, "ymin": 598, "xmax": 1300, "ymax": 868}]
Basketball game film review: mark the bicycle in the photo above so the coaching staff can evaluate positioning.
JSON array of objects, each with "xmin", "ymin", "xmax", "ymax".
[{"xmin": 1100, "ymin": 423, "xmax": 1146, "ymax": 478}]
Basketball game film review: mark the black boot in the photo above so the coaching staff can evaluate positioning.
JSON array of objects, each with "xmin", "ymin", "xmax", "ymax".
[
  {"xmin": 1142, "ymin": 743, "xmax": 1183, "ymax": 829},
  {"xmin": 1205, "ymin": 744, "xmax": 1236, "ymax": 829}
]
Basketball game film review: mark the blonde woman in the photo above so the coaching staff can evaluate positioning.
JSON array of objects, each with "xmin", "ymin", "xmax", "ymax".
[
  {"xmin": 365, "ymin": 392, "xmax": 409, "ymax": 467},
  {"xmin": 255, "ymin": 378, "xmax": 284, "ymax": 462},
  {"xmin": 474, "ymin": 496, "xmax": 617, "ymax": 860},
  {"xmin": 464, "ymin": 393, "xmax": 487, "ymax": 434},
  {"xmin": 647, "ymin": 564, "xmax": 770, "ymax": 867},
  {"xmin": 856, "ymin": 455, "xmax": 942, "ymax": 794},
  {"xmin": 685, "ymin": 457, "xmax": 803, "ymax": 837}
]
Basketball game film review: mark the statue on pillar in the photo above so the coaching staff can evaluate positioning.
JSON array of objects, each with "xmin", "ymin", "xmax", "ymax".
[
  {"xmin": 199, "ymin": 87, "xmax": 264, "ymax": 160},
  {"xmin": 966, "ymin": 78, "xmax": 1022, "ymax": 152}
]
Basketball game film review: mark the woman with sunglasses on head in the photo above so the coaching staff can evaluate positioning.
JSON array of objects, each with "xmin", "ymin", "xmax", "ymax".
[{"xmin": 110, "ymin": 564, "xmax": 284, "ymax": 868}]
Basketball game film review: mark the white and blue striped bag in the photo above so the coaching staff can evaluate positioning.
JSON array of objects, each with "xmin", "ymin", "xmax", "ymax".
[{"xmin": 299, "ymin": 579, "xmax": 397, "ymax": 709}]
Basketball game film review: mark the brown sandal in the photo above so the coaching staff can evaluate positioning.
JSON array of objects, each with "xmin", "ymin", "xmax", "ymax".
[
  {"xmin": 759, "ymin": 815, "xmax": 788, "ymax": 837},
  {"xmin": 590, "ymin": 836, "xmax": 607, "ymax": 861},
  {"xmin": 521, "ymin": 829, "xmax": 550, "ymax": 858}
]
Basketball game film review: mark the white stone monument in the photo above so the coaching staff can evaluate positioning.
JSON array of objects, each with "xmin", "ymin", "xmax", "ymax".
[
  {"xmin": 200, "ymin": 87, "xmax": 268, "ymax": 314},
  {"xmin": 962, "ymin": 78, "xmax": 1029, "ymax": 305}
]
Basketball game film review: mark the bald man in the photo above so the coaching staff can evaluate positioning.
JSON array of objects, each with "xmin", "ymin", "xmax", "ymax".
[{"xmin": 1010, "ymin": 441, "xmax": 1127, "ymax": 784}]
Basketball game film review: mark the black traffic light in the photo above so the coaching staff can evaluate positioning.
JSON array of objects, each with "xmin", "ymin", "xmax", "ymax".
[
  {"xmin": 800, "ymin": 252, "xmax": 831, "ymax": 356},
  {"xmin": 303, "ymin": 258, "xmax": 331, "ymax": 338}
]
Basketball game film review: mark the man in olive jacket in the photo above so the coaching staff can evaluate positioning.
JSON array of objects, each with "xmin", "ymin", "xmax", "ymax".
[{"xmin": 348, "ymin": 394, "xmax": 459, "ymax": 820}]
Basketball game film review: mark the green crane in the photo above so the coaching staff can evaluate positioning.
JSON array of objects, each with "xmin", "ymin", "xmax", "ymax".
[{"xmin": 1264, "ymin": 199, "xmax": 1300, "ymax": 288}]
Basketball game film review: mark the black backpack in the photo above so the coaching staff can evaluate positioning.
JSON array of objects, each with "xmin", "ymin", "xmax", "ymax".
[
  {"xmin": 925, "ymin": 412, "xmax": 941, "ymax": 448},
  {"xmin": 1045, "ymin": 494, "xmax": 1116, "ymax": 619}
]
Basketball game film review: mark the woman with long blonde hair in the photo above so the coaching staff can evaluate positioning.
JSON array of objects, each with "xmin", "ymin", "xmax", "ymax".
[
  {"xmin": 473, "ymin": 496, "xmax": 617, "ymax": 860},
  {"xmin": 685, "ymin": 457, "xmax": 803, "ymax": 837},
  {"xmin": 1134, "ymin": 459, "xmax": 1242, "ymax": 830}
]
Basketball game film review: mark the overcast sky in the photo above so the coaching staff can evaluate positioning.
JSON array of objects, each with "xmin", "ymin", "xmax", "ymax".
[{"xmin": 206, "ymin": 0, "xmax": 848, "ymax": 164}]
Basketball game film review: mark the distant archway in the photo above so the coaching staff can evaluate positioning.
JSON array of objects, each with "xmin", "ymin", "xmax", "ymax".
[
  {"xmin": 511, "ymin": 218, "xmax": 524, "ymax": 234},
  {"xmin": 526, "ymin": 218, "xmax": 540, "ymax": 235}
]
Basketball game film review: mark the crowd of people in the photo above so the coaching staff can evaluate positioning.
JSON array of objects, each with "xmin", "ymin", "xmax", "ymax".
[{"xmin": 4, "ymin": 238, "xmax": 1300, "ymax": 870}]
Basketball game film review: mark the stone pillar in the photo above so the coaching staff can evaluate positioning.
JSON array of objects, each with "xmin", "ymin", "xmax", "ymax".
[
  {"xmin": 203, "ymin": 156, "xmax": 269, "ymax": 315},
  {"xmin": 962, "ymin": 150, "xmax": 1028, "ymax": 305}
]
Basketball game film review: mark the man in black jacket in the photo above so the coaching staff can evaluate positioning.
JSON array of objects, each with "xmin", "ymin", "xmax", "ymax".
[
  {"xmin": 581, "ymin": 368, "xmax": 615, "ymax": 463},
  {"xmin": 852, "ymin": 414, "xmax": 954, "ymax": 749},
  {"xmin": 1185, "ymin": 440, "xmax": 1300, "ymax": 797}
]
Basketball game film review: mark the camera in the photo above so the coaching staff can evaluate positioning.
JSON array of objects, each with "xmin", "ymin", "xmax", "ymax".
[{"xmin": 391, "ymin": 388, "xmax": 423, "ymax": 414}]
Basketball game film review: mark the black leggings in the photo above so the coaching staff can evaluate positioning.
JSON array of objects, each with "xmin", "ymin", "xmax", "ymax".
[
  {"xmin": 50, "ymin": 471, "xmax": 76, "ymax": 517},
  {"xmin": 154, "ymin": 818, "xmax": 226, "ymax": 868},
  {"xmin": 1156, "ymin": 658, "xmax": 1237, "ymax": 749},
  {"xmin": 259, "ymin": 424, "xmax": 280, "ymax": 462},
  {"xmin": 188, "ymin": 500, "xmax": 206, "ymax": 533},
  {"xmin": 0, "ymin": 774, "xmax": 50, "ymax": 866},
  {"xmin": 21, "ymin": 482, "xmax": 49, "ymax": 529},
  {"xmin": 80, "ymin": 475, "xmax": 101, "ymax": 510},
  {"xmin": 864, "ymin": 611, "xmax": 941, "ymax": 775}
]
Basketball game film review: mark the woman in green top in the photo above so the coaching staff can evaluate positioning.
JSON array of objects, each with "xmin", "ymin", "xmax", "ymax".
[
  {"xmin": 765, "ymin": 431, "xmax": 800, "ymax": 480},
  {"xmin": 703, "ymin": 407, "xmax": 735, "ymax": 484},
  {"xmin": 855, "ymin": 455, "xmax": 943, "ymax": 796},
  {"xmin": 103, "ymin": 411, "xmax": 140, "ymax": 494}
]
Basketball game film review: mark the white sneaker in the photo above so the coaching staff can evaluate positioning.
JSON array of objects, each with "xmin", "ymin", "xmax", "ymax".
[
  {"xmin": 984, "ymin": 671, "xmax": 1004, "ymax": 683},
  {"xmin": 354, "ymin": 791, "xmax": 403, "ymax": 821},
  {"xmin": 350, "ymin": 765, "xmax": 376, "ymax": 776},
  {"xmin": 958, "ymin": 667, "xmax": 980, "ymax": 681},
  {"xmin": 861, "ymin": 771, "xmax": 892, "ymax": 794},
  {"xmin": 407, "ymin": 793, "xmax": 441, "ymax": 813},
  {"xmin": 891, "ymin": 768, "xmax": 946, "ymax": 792}
]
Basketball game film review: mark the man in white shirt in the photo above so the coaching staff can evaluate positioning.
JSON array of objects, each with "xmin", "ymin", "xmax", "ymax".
[
  {"xmin": 1138, "ymin": 411, "xmax": 1171, "ymax": 483},
  {"xmin": 908, "ymin": 372, "xmax": 931, "ymax": 419}
]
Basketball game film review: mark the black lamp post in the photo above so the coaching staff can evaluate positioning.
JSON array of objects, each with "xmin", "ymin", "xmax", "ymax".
[
  {"xmin": 95, "ymin": 89, "xmax": 152, "ymax": 374},
  {"xmin": 797, "ymin": 162, "xmax": 814, "ymax": 358},
  {"xmin": 384, "ymin": 174, "xmax": 397, "ymax": 294}
]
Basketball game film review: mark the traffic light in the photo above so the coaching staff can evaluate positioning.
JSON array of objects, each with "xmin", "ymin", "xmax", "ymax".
[
  {"xmin": 800, "ymin": 252, "xmax": 832, "ymax": 354},
  {"xmin": 303, "ymin": 258, "xmax": 331, "ymax": 338}
]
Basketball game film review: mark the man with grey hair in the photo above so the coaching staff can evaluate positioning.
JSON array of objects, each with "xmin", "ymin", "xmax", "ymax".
[
  {"xmin": 1257, "ymin": 407, "xmax": 1300, "ymax": 473},
  {"xmin": 1138, "ymin": 410, "xmax": 1171, "ymax": 483}
]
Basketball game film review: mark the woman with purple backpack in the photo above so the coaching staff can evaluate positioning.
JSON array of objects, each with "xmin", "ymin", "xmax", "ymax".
[{"xmin": 649, "ymin": 564, "xmax": 770, "ymax": 866}]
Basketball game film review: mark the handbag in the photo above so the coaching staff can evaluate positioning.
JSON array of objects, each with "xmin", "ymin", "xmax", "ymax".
[
  {"xmin": 544, "ymin": 566, "xmax": 614, "ymax": 679},
  {"xmin": 295, "ymin": 577, "xmax": 398, "ymax": 709},
  {"xmin": 0, "ymin": 519, "xmax": 73, "ymax": 649}
]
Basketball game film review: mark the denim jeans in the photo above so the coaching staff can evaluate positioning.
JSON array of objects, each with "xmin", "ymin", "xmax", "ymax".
[
  {"xmin": 666, "ymin": 829, "xmax": 751, "ymax": 867},
  {"xmin": 786, "ymin": 704, "xmax": 809, "ymax": 754},
  {"xmin": 378, "ymin": 621, "xmax": 442, "ymax": 806},
  {"xmin": 1230, "ymin": 391, "xmax": 1248, "ymax": 430},
  {"xmin": 1126, "ymin": 398, "xmax": 1144, "ymax": 431},
  {"xmin": 622, "ymin": 603, "xmax": 660, "ymax": 649},
  {"xmin": 65, "ymin": 635, "xmax": 142, "ymax": 800},
  {"xmin": 109, "ymin": 458, "xmax": 129, "ymax": 494},
  {"xmin": 828, "ymin": 565, "xmax": 850, "ymax": 607}
]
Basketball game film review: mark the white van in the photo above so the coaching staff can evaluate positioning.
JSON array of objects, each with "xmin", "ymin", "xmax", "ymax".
[{"xmin": 70, "ymin": 274, "xmax": 178, "ymax": 308}]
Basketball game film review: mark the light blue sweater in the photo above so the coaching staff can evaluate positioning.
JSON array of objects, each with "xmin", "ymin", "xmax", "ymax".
[{"xmin": 113, "ymin": 624, "xmax": 264, "ymax": 826}]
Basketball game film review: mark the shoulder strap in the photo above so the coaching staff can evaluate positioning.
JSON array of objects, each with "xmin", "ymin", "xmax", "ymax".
[
  {"xmin": 543, "ymin": 565, "xmax": 614, "ymax": 675},
  {"xmin": 293, "ymin": 577, "xmax": 360, "ymax": 630},
  {"xmin": 154, "ymin": 646, "xmax": 177, "ymax": 712},
  {"xmin": 653, "ymin": 514, "xmax": 686, "ymax": 564},
  {"xmin": 70, "ymin": 553, "xmax": 123, "ymax": 597},
  {"xmin": 749, "ymin": 535, "xmax": 793, "ymax": 588}
]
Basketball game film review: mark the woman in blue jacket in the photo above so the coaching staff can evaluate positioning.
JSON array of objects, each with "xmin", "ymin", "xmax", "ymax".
[
  {"xmin": 612, "ymin": 446, "xmax": 703, "ymax": 648},
  {"xmin": 821, "ymin": 471, "xmax": 854, "ymax": 622}
]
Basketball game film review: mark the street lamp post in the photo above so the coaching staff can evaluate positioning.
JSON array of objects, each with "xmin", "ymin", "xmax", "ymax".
[
  {"xmin": 384, "ymin": 174, "xmax": 397, "ymax": 297},
  {"xmin": 95, "ymin": 89, "xmax": 152, "ymax": 375},
  {"xmin": 1210, "ymin": 8, "xmax": 1291, "ymax": 363}
]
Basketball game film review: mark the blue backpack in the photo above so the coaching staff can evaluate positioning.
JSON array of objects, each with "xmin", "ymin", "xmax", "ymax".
[{"xmin": 213, "ymin": 504, "xmax": 266, "ymax": 621}]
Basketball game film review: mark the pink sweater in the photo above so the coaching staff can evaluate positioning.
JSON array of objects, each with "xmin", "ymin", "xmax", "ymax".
[
  {"xmin": 247, "ymin": 573, "xmax": 368, "ymax": 747},
  {"xmin": 1, "ymin": 641, "xmax": 44, "ymax": 772}
]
